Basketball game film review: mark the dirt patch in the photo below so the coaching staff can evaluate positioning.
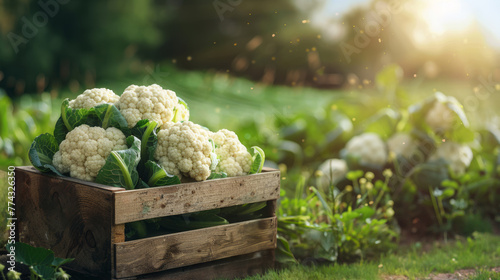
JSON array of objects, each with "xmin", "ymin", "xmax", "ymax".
[{"xmin": 382, "ymin": 267, "xmax": 500, "ymax": 280}]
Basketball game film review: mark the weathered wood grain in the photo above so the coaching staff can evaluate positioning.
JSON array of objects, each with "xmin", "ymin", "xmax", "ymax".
[
  {"xmin": 114, "ymin": 169, "xmax": 280, "ymax": 224},
  {"xmin": 114, "ymin": 217, "xmax": 277, "ymax": 278},
  {"xmin": 114, "ymin": 250, "xmax": 275, "ymax": 280},
  {"xmin": 16, "ymin": 166, "xmax": 119, "ymax": 277}
]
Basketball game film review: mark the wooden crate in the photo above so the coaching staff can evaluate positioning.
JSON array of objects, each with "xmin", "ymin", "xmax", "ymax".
[{"xmin": 16, "ymin": 166, "xmax": 280, "ymax": 279}]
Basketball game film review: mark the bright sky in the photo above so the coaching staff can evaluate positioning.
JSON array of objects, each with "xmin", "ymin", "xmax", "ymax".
[{"xmin": 315, "ymin": 0, "xmax": 500, "ymax": 48}]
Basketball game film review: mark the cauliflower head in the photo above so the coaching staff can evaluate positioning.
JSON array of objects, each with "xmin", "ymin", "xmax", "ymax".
[
  {"xmin": 315, "ymin": 159, "xmax": 348, "ymax": 191},
  {"xmin": 118, "ymin": 84, "xmax": 179, "ymax": 128},
  {"xmin": 68, "ymin": 88, "xmax": 120, "ymax": 109},
  {"xmin": 345, "ymin": 132, "xmax": 387, "ymax": 167},
  {"xmin": 52, "ymin": 124, "xmax": 127, "ymax": 181},
  {"xmin": 425, "ymin": 101, "xmax": 455, "ymax": 133},
  {"xmin": 429, "ymin": 141, "xmax": 473, "ymax": 176},
  {"xmin": 155, "ymin": 121, "xmax": 213, "ymax": 181},
  {"xmin": 387, "ymin": 133, "xmax": 418, "ymax": 159},
  {"xmin": 211, "ymin": 129, "xmax": 253, "ymax": 177}
]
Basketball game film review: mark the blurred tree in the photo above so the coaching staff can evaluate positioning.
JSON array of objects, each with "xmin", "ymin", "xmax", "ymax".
[
  {"xmin": 156, "ymin": 0, "xmax": 327, "ymax": 86},
  {"xmin": 0, "ymin": 0, "xmax": 162, "ymax": 96}
]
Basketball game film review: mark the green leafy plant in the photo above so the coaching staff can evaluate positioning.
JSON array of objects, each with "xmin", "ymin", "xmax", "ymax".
[
  {"xmin": 95, "ymin": 136, "xmax": 142, "ymax": 189},
  {"xmin": 4, "ymin": 242, "xmax": 73, "ymax": 280}
]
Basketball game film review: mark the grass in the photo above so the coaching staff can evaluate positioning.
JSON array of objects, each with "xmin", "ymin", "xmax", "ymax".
[{"xmin": 241, "ymin": 233, "xmax": 500, "ymax": 280}]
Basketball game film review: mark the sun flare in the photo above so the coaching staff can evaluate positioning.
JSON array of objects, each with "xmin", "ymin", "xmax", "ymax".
[{"xmin": 419, "ymin": 0, "xmax": 473, "ymax": 35}]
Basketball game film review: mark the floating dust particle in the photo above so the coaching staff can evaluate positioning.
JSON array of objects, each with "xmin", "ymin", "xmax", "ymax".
[{"xmin": 186, "ymin": 56, "xmax": 192, "ymax": 61}]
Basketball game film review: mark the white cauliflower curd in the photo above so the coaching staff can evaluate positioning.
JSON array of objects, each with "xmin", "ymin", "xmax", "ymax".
[
  {"xmin": 315, "ymin": 159, "xmax": 348, "ymax": 190},
  {"xmin": 425, "ymin": 101, "xmax": 455, "ymax": 133},
  {"xmin": 117, "ymin": 84, "xmax": 179, "ymax": 128},
  {"xmin": 344, "ymin": 132, "xmax": 387, "ymax": 167},
  {"xmin": 68, "ymin": 88, "xmax": 120, "ymax": 109},
  {"xmin": 387, "ymin": 133, "xmax": 418, "ymax": 159},
  {"xmin": 52, "ymin": 124, "xmax": 127, "ymax": 181},
  {"xmin": 155, "ymin": 121, "xmax": 213, "ymax": 181},
  {"xmin": 211, "ymin": 129, "xmax": 253, "ymax": 177},
  {"xmin": 429, "ymin": 141, "xmax": 473, "ymax": 176}
]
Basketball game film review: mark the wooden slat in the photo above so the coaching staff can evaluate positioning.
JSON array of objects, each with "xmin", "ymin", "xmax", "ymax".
[
  {"xmin": 114, "ymin": 217, "xmax": 277, "ymax": 278},
  {"xmin": 121, "ymin": 250, "xmax": 275, "ymax": 280},
  {"xmin": 15, "ymin": 166, "xmax": 125, "ymax": 192},
  {"xmin": 114, "ymin": 170, "xmax": 280, "ymax": 224},
  {"xmin": 16, "ymin": 167, "xmax": 117, "ymax": 277}
]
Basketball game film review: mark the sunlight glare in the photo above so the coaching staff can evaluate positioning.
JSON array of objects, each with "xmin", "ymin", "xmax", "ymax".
[{"xmin": 420, "ymin": 0, "xmax": 473, "ymax": 35}]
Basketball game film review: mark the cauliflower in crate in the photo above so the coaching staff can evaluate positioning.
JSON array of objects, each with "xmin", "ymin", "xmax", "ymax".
[
  {"xmin": 211, "ymin": 129, "xmax": 253, "ymax": 177},
  {"xmin": 344, "ymin": 132, "xmax": 387, "ymax": 168},
  {"xmin": 315, "ymin": 159, "xmax": 348, "ymax": 191},
  {"xmin": 117, "ymin": 84, "xmax": 188, "ymax": 128},
  {"xmin": 155, "ymin": 121, "xmax": 213, "ymax": 181},
  {"xmin": 429, "ymin": 141, "xmax": 473, "ymax": 176},
  {"xmin": 68, "ymin": 88, "xmax": 120, "ymax": 109},
  {"xmin": 52, "ymin": 124, "xmax": 128, "ymax": 181}
]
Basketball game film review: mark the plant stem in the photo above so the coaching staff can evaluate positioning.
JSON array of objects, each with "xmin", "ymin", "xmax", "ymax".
[
  {"xmin": 101, "ymin": 104, "xmax": 113, "ymax": 129},
  {"xmin": 429, "ymin": 187, "xmax": 443, "ymax": 227},
  {"xmin": 141, "ymin": 121, "xmax": 157, "ymax": 160},
  {"xmin": 148, "ymin": 169, "xmax": 166, "ymax": 186},
  {"xmin": 111, "ymin": 151, "xmax": 134, "ymax": 190},
  {"xmin": 61, "ymin": 99, "xmax": 72, "ymax": 131}
]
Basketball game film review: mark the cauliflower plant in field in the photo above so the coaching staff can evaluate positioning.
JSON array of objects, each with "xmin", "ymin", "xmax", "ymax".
[
  {"xmin": 68, "ymin": 88, "xmax": 120, "ymax": 109},
  {"xmin": 387, "ymin": 133, "xmax": 418, "ymax": 159},
  {"xmin": 155, "ymin": 121, "xmax": 213, "ymax": 181},
  {"xmin": 315, "ymin": 158, "xmax": 348, "ymax": 190},
  {"xmin": 425, "ymin": 101, "xmax": 455, "ymax": 133},
  {"xmin": 429, "ymin": 141, "xmax": 473, "ymax": 176},
  {"xmin": 52, "ymin": 124, "xmax": 128, "ymax": 181},
  {"xmin": 118, "ymin": 84, "xmax": 181, "ymax": 128},
  {"xmin": 211, "ymin": 129, "xmax": 253, "ymax": 177},
  {"xmin": 344, "ymin": 132, "xmax": 387, "ymax": 167}
]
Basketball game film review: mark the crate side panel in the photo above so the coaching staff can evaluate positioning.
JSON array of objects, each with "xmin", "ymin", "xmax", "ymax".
[
  {"xmin": 126, "ymin": 250, "xmax": 274, "ymax": 280},
  {"xmin": 17, "ymin": 168, "xmax": 115, "ymax": 276},
  {"xmin": 114, "ymin": 170, "xmax": 280, "ymax": 224},
  {"xmin": 114, "ymin": 217, "xmax": 277, "ymax": 278}
]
